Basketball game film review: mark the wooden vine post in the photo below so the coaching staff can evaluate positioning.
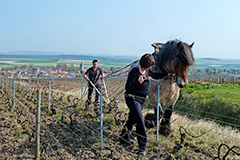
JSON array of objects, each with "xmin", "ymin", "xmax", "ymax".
[
  {"xmin": 12, "ymin": 79, "xmax": 16, "ymax": 112},
  {"xmin": 81, "ymin": 76, "xmax": 83, "ymax": 108},
  {"xmin": 48, "ymin": 81, "xmax": 51, "ymax": 112},
  {"xmin": 35, "ymin": 89, "xmax": 41, "ymax": 160}
]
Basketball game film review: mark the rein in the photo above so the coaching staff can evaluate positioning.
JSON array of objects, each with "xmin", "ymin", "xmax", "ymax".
[{"xmin": 105, "ymin": 60, "xmax": 138, "ymax": 79}]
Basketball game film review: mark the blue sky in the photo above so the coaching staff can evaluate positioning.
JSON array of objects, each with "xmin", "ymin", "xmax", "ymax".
[{"xmin": 0, "ymin": 0, "xmax": 239, "ymax": 59}]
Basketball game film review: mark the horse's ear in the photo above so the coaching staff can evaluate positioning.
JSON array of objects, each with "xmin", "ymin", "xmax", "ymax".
[
  {"xmin": 189, "ymin": 42, "xmax": 194, "ymax": 48},
  {"xmin": 177, "ymin": 42, "xmax": 183, "ymax": 51}
]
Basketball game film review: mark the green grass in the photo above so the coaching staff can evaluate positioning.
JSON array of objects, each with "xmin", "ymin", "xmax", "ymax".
[
  {"xmin": 56, "ymin": 113, "xmax": 62, "ymax": 121},
  {"xmin": 41, "ymin": 105, "xmax": 46, "ymax": 108},
  {"xmin": 56, "ymin": 110, "xmax": 63, "ymax": 121},
  {"xmin": 89, "ymin": 138, "xmax": 100, "ymax": 144},
  {"xmin": 180, "ymin": 83, "xmax": 240, "ymax": 104},
  {"xmin": 65, "ymin": 131, "xmax": 74, "ymax": 137},
  {"xmin": 175, "ymin": 83, "xmax": 240, "ymax": 127}
]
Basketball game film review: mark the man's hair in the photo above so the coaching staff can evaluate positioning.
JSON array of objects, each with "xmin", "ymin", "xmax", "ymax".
[
  {"xmin": 139, "ymin": 53, "xmax": 155, "ymax": 69},
  {"xmin": 92, "ymin": 59, "xmax": 98, "ymax": 64}
]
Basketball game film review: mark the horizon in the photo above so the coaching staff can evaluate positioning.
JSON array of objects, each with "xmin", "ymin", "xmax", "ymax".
[
  {"xmin": 1, "ymin": 51, "xmax": 240, "ymax": 61},
  {"xmin": 0, "ymin": 1, "xmax": 240, "ymax": 59}
]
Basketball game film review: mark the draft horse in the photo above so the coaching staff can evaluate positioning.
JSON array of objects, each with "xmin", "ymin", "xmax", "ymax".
[{"xmin": 147, "ymin": 40, "xmax": 195, "ymax": 136}]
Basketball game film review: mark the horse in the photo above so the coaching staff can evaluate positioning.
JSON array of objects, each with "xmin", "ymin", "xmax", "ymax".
[{"xmin": 130, "ymin": 40, "xmax": 194, "ymax": 136}]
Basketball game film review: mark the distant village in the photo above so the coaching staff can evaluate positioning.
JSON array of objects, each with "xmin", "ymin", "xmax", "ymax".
[
  {"xmin": 0, "ymin": 61, "xmax": 239, "ymax": 80},
  {"xmin": 0, "ymin": 61, "xmax": 128, "ymax": 78}
]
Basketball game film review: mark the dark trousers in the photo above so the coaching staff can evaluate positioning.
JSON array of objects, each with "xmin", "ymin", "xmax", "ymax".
[
  {"xmin": 87, "ymin": 84, "xmax": 100, "ymax": 104},
  {"xmin": 121, "ymin": 96, "xmax": 147, "ymax": 151}
]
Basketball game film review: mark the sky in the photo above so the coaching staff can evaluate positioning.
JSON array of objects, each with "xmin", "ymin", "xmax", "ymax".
[{"xmin": 0, "ymin": 0, "xmax": 240, "ymax": 59}]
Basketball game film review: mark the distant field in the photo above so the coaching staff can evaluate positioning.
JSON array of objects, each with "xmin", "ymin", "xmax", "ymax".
[
  {"xmin": 0, "ymin": 58, "xmax": 131, "ymax": 68},
  {"xmin": 195, "ymin": 58, "xmax": 240, "ymax": 68},
  {"xmin": 1, "ymin": 56, "xmax": 239, "ymax": 69},
  {"xmin": 0, "ymin": 63, "xmax": 11, "ymax": 66},
  {"xmin": 15, "ymin": 59, "xmax": 59, "ymax": 63}
]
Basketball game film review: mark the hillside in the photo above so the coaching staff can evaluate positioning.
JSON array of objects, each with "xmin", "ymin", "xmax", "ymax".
[{"xmin": 0, "ymin": 78, "xmax": 239, "ymax": 159}]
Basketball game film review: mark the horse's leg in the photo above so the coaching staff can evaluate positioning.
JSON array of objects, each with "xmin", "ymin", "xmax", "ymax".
[
  {"xmin": 148, "ymin": 91, "xmax": 164, "ymax": 118},
  {"xmin": 159, "ymin": 105, "xmax": 173, "ymax": 136},
  {"xmin": 148, "ymin": 87, "xmax": 164, "ymax": 117},
  {"xmin": 154, "ymin": 104, "xmax": 164, "ymax": 117},
  {"xmin": 159, "ymin": 90, "xmax": 179, "ymax": 136},
  {"xmin": 145, "ymin": 91, "xmax": 157, "ymax": 128},
  {"xmin": 144, "ymin": 88, "xmax": 165, "ymax": 129}
]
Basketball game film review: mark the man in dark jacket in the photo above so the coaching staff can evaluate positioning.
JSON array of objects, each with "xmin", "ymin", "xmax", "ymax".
[
  {"xmin": 120, "ymin": 53, "xmax": 155, "ymax": 156},
  {"xmin": 84, "ymin": 59, "xmax": 104, "ymax": 107}
]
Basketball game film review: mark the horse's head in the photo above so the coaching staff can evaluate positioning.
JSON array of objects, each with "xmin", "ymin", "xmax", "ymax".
[
  {"xmin": 151, "ymin": 40, "xmax": 195, "ymax": 88},
  {"xmin": 172, "ymin": 41, "xmax": 194, "ymax": 88}
]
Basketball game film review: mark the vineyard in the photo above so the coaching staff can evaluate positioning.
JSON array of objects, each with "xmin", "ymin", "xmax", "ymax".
[
  {"xmin": 0, "ymin": 77, "xmax": 240, "ymax": 160},
  {"xmin": 188, "ymin": 75, "xmax": 240, "ymax": 85}
]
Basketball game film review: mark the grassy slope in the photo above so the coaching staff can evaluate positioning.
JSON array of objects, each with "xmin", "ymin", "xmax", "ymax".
[
  {"xmin": 175, "ymin": 83, "xmax": 240, "ymax": 127},
  {"xmin": 180, "ymin": 83, "xmax": 240, "ymax": 104},
  {"xmin": 169, "ymin": 113, "xmax": 240, "ymax": 159}
]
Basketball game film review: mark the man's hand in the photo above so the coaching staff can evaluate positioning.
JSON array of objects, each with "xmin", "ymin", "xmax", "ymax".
[
  {"xmin": 101, "ymin": 73, "xmax": 105, "ymax": 80},
  {"xmin": 138, "ymin": 75, "xmax": 144, "ymax": 84}
]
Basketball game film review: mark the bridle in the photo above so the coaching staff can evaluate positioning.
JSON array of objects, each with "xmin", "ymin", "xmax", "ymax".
[
  {"xmin": 161, "ymin": 50, "xmax": 180, "ymax": 83},
  {"xmin": 166, "ymin": 47, "xmax": 186, "ymax": 83}
]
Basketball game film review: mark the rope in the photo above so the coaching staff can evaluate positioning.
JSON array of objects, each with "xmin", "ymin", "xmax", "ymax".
[{"xmin": 105, "ymin": 60, "xmax": 138, "ymax": 78}]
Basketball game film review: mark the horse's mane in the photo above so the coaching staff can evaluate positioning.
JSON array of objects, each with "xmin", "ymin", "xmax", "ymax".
[{"xmin": 152, "ymin": 40, "xmax": 194, "ymax": 73}]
